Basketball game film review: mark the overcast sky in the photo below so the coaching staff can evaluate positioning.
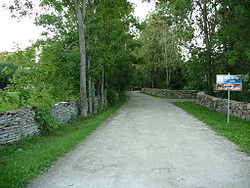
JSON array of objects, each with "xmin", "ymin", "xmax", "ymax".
[{"xmin": 0, "ymin": 0, "xmax": 155, "ymax": 53}]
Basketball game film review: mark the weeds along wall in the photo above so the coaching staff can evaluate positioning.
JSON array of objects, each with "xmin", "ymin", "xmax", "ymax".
[
  {"xmin": 197, "ymin": 92, "xmax": 250, "ymax": 121},
  {"xmin": 142, "ymin": 88, "xmax": 197, "ymax": 99},
  {"xmin": 0, "ymin": 99, "xmax": 101, "ymax": 145}
]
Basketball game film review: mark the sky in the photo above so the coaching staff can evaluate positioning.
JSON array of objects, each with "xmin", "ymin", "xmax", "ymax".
[{"xmin": 0, "ymin": 0, "xmax": 155, "ymax": 53}]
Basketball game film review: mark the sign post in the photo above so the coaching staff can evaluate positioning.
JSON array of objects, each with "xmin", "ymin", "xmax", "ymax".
[
  {"xmin": 227, "ymin": 74, "xmax": 230, "ymax": 124},
  {"xmin": 216, "ymin": 74, "xmax": 242, "ymax": 123}
]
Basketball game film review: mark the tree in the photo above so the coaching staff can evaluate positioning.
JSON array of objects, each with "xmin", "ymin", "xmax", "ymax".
[
  {"xmin": 73, "ymin": 0, "xmax": 88, "ymax": 117},
  {"xmin": 4, "ymin": 0, "xmax": 138, "ymax": 110},
  {"xmin": 135, "ymin": 12, "xmax": 183, "ymax": 89},
  {"xmin": 153, "ymin": 0, "xmax": 219, "ymax": 93}
]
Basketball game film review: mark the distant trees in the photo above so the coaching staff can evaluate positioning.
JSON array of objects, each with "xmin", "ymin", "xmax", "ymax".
[
  {"xmin": 132, "ymin": 10, "xmax": 189, "ymax": 89},
  {"xmin": 139, "ymin": 0, "xmax": 250, "ymax": 101}
]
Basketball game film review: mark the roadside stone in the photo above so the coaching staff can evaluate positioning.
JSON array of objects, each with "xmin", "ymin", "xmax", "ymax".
[
  {"xmin": 197, "ymin": 92, "xmax": 250, "ymax": 121},
  {"xmin": 0, "ymin": 98, "xmax": 102, "ymax": 145},
  {"xmin": 142, "ymin": 88, "xmax": 197, "ymax": 98}
]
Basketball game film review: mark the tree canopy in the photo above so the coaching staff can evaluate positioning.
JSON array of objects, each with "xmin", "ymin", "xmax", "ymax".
[
  {"xmin": 1, "ymin": 0, "xmax": 250, "ymax": 113},
  {"xmin": 134, "ymin": 0, "xmax": 250, "ymax": 102},
  {"xmin": 1, "ymin": 0, "xmax": 139, "ymax": 112}
]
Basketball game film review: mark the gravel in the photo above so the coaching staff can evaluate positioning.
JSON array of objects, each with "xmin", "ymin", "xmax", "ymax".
[{"xmin": 28, "ymin": 91, "xmax": 250, "ymax": 188}]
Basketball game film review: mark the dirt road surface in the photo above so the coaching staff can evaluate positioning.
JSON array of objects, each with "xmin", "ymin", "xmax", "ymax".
[{"xmin": 28, "ymin": 91, "xmax": 250, "ymax": 188}]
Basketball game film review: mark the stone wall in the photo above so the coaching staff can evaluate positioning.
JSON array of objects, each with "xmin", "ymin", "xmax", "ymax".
[
  {"xmin": 0, "ymin": 99, "xmax": 93, "ymax": 145},
  {"xmin": 142, "ymin": 88, "xmax": 197, "ymax": 99},
  {"xmin": 0, "ymin": 107, "xmax": 40, "ymax": 145},
  {"xmin": 52, "ymin": 100, "xmax": 80, "ymax": 124},
  {"xmin": 197, "ymin": 92, "xmax": 250, "ymax": 121}
]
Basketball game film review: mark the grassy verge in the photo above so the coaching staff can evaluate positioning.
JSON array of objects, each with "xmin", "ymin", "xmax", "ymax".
[
  {"xmin": 173, "ymin": 101, "xmax": 250, "ymax": 154},
  {"xmin": 140, "ymin": 90, "xmax": 193, "ymax": 99},
  {"xmin": 0, "ymin": 97, "xmax": 127, "ymax": 188}
]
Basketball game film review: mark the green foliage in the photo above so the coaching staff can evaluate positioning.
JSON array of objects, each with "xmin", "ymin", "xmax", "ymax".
[
  {"xmin": 215, "ymin": 0, "xmax": 250, "ymax": 74},
  {"xmin": 0, "ymin": 90, "xmax": 20, "ymax": 111},
  {"xmin": 35, "ymin": 106, "xmax": 59, "ymax": 132},
  {"xmin": 85, "ymin": 0, "xmax": 137, "ymax": 92},
  {"xmin": 173, "ymin": 101, "xmax": 250, "ymax": 154},
  {"xmin": 5, "ymin": 47, "xmax": 51, "ymax": 108},
  {"xmin": 4, "ymin": 0, "xmax": 136, "ymax": 112},
  {"xmin": 0, "ymin": 51, "xmax": 11, "ymax": 62},
  {"xmin": 37, "ymin": 38, "xmax": 80, "ymax": 100},
  {"xmin": 182, "ymin": 49, "xmax": 208, "ymax": 90},
  {"xmin": 107, "ymin": 88, "xmax": 119, "ymax": 105},
  {"xmin": 147, "ymin": 0, "xmax": 249, "ymax": 101},
  {"xmin": 0, "ymin": 62, "xmax": 18, "ymax": 89},
  {"xmin": 0, "ymin": 96, "xmax": 126, "ymax": 188},
  {"xmin": 133, "ymin": 11, "xmax": 185, "ymax": 89}
]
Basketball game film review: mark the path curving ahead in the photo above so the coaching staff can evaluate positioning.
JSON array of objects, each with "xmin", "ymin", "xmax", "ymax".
[{"xmin": 29, "ymin": 91, "xmax": 250, "ymax": 188}]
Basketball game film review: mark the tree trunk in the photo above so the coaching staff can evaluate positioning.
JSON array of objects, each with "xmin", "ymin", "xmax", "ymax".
[
  {"xmin": 92, "ymin": 82, "xmax": 97, "ymax": 114},
  {"xmin": 198, "ymin": 0, "xmax": 213, "ymax": 94},
  {"xmin": 101, "ymin": 66, "xmax": 105, "ymax": 109},
  {"xmin": 151, "ymin": 67, "xmax": 155, "ymax": 88},
  {"xmin": 73, "ymin": 0, "xmax": 88, "ymax": 117},
  {"xmin": 166, "ymin": 63, "xmax": 170, "ymax": 89},
  {"xmin": 104, "ymin": 78, "xmax": 108, "ymax": 107},
  {"xmin": 88, "ymin": 58, "xmax": 93, "ymax": 115},
  {"xmin": 168, "ymin": 70, "xmax": 171, "ymax": 89}
]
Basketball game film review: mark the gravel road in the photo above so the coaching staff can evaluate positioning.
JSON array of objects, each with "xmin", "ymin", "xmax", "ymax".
[{"xmin": 28, "ymin": 91, "xmax": 250, "ymax": 188}]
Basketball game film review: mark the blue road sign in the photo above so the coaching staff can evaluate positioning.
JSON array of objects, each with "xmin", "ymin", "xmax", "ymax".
[{"xmin": 217, "ymin": 75, "xmax": 242, "ymax": 84}]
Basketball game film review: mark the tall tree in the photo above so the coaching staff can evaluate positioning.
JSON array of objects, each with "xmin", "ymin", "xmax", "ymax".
[
  {"xmin": 4, "ymin": 0, "xmax": 138, "ymax": 110},
  {"xmin": 73, "ymin": 0, "xmax": 88, "ymax": 117},
  {"xmin": 135, "ymin": 11, "xmax": 184, "ymax": 89}
]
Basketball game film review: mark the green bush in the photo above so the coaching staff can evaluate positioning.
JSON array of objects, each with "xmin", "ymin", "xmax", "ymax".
[
  {"xmin": 107, "ymin": 88, "xmax": 119, "ymax": 105},
  {"xmin": 0, "ymin": 90, "xmax": 20, "ymax": 111},
  {"xmin": 35, "ymin": 106, "xmax": 59, "ymax": 133},
  {"xmin": 0, "ymin": 62, "xmax": 18, "ymax": 89}
]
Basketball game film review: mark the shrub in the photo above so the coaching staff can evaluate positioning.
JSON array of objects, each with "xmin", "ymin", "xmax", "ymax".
[
  {"xmin": 0, "ymin": 90, "xmax": 20, "ymax": 111},
  {"xmin": 35, "ymin": 106, "xmax": 59, "ymax": 133},
  {"xmin": 0, "ymin": 62, "xmax": 18, "ymax": 89},
  {"xmin": 107, "ymin": 88, "xmax": 119, "ymax": 105}
]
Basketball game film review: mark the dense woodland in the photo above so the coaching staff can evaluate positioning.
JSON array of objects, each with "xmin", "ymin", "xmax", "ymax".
[{"xmin": 0, "ymin": 0, "xmax": 250, "ymax": 116}]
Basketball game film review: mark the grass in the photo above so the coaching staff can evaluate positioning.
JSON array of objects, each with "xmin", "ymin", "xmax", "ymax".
[
  {"xmin": 173, "ymin": 101, "xmax": 250, "ymax": 154},
  {"xmin": 140, "ymin": 90, "xmax": 194, "ymax": 99},
  {"xmin": 0, "ymin": 97, "xmax": 127, "ymax": 188}
]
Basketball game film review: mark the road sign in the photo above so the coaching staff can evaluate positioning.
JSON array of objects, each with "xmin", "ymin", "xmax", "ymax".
[
  {"xmin": 216, "ymin": 75, "xmax": 242, "ymax": 91},
  {"xmin": 216, "ymin": 74, "xmax": 243, "ymax": 123}
]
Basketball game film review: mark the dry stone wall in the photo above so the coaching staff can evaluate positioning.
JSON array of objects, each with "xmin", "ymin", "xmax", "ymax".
[
  {"xmin": 0, "ymin": 107, "xmax": 40, "ymax": 145},
  {"xmin": 142, "ymin": 88, "xmax": 197, "ymax": 99},
  {"xmin": 0, "ymin": 98, "xmax": 100, "ymax": 145},
  {"xmin": 52, "ymin": 100, "xmax": 80, "ymax": 124},
  {"xmin": 197, "ymin": 92, "xmax": 250, "ymax": 121}
]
